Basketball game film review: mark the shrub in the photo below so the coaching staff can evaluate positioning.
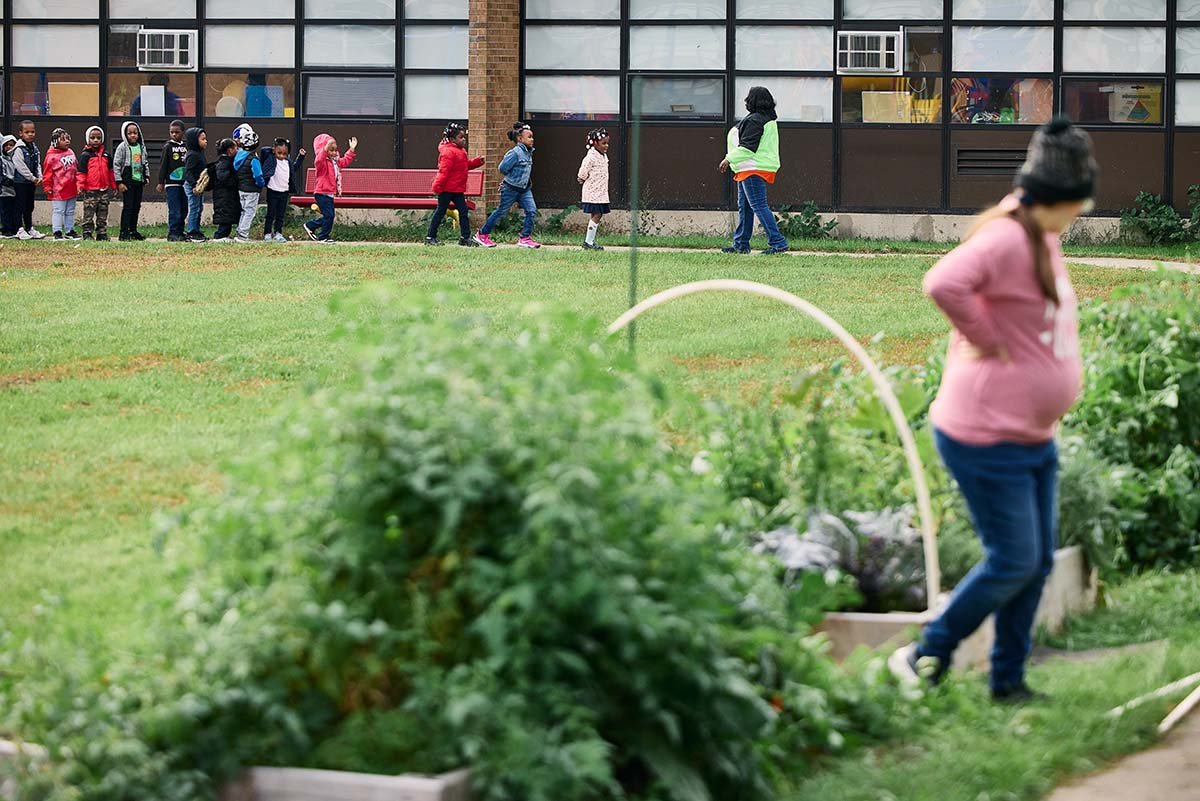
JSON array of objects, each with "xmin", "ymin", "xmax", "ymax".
[
  {"xmin": 774, "ymin": 202, "xmax": 838, "ymax": 240},
  {"xmin": 1119, "ymin": 185, "xmax": 1200, "ymax": 244},
  {"xmin": 4, "ymin": 293, "xmax": 903, "ymax": 801},
  {"xmin": 1065, "ymin": 274, "xmax": 1200, "ymax": 565}
]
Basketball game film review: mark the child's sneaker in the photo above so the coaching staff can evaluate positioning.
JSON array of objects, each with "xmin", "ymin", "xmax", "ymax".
[
  {"xmin": 304, "ymin": 224, "xmax": 320, "ymax": 242},
  {"xmin": 16, "ymin": 228, "xmax": 32, "ymax": 240},
  {"xmin": 424, "ymin": 237, "xmax": 444, "ymax": 247},
  {"xmin": 27, "ymin": 227, "xmax": 45, "ymax": 239},
  {"xmin": 53, "ymin": 231, "xmax": 64, "ymax": 241},
  {"xmin": 472, "ymin": 233, "xmax": 496, "ymax": 248},
  {"xmin": 458, "ymin": 237, "xmax": 480, "ymax": 247},
  {"xmin": 96, "ymin": 232, "xmax": 110, "ymax": 242},
  {"xmin": 263, "ymin": 234, "xmax": 273, "ymax": 242},
  {"xmin": 234, "ymin": 236, "xmax": 251, "ymax": 244},
  {"xmin": 82, "ymin": 232, "xmax": 93, "ymax": 241},
  {"xmin": 581, "ymin": 242, "xmax": 604, "ymax": 251},
  {"xmin": 274, "ymin": 233, "xmax": 287, "ymax": 242},
  {"xmin": 211, "ymin": 236, "xmax": 232, "ymax": 243},
  {"xmin": 130, "ymin": 231, "xmax": 146, "ymax": 241},
  {"xmin": 64, "ymin": 230, "xmax": 81, "ymax": 241},
  {"xmin": 319, "ymin": 237, "xmax": 337, "ymax": 244},
  {"xmin": 187, "ymin": 231, "xmax": 207, "ymax": 242},
  {"xmin": 517, "ymin": 236, "xmax": 541, "ymax": 249}
]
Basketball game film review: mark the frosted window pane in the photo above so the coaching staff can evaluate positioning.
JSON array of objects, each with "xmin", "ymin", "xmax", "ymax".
[
  {"xmin": 1182, "ymin": 0, "xmax": 1200, "ymax": 19},
  {"xmin": 305, "ymin": 25, "xmax": 396, "ymax": 67},
  {"xmin": 13, "ymin": 0, "xmax": 95, "ymax": 16},
  {"xmin": 403, "ymin": 25, "xmax": 468, "ymax": 69},
  {"xmin": 629, "ymin": 25, "xmax": 726, "ymax": 69},
  {"xmin": 524, "ymin": 75, "xmax": 620, "ymax": 115},
  {"xmin": 206, "ymin": 26, "xmax": 294, "ymax": 68},
  {"xmin": 1062, "ymin": 27, "xmax": 1165, "ymax": 72},
  {"xmin": 953, "ymin": 26, "xmax": 1053, "ymax": 72},
  {"xmin": 12, "ymin": 25, "xmax": 99, "ymax": 67},
  {"xmin": 110, "ymin": 0, "xmax": 196, "ymax": 15},
  {"xmin": 1179, "ymin": 29, "xmax": 1200, "ymax": 73},
  {"xmin": 735, "ymin": 76, "xmax": 832, "ymax": 122},
  {"xmin": 525, "ymin": 26, "xmax": 620, "ymax": 70},
  {"xmin": 843, "ymin": 0, "xmax": 941, "ymax": 19},
  {"xmin": 1063, "ymin": 0, "xmax": 1165, "ymax": 20},
  {"xmin": 952, "ymin": 0, "xmax": 1053, "ymax": 19},
  {"xmin": 305, "ymin": 0, "xmax": 396, "ymax": 17},
  {"xmin": 405, "ymin": 0, "xmax": 469, "ymax": 18},
  {"xmin": 630, "ymin": 0, "xmax": 725, "ymax": 19},
  {"xmin": 525, "ymin": 0, "xmax": 620, "ymax": 18},
  {"xmin": 631, "ymin": 76, "xmax": 725, "ymax": 118},
  {"xmin": 1177, "ymin": 80, "xmax": 1200, "ymax": 124},
  {"xmin": 736, "ymin": 0, "xmax": 832, "ymax": 18},
  {"xmin": 208, "ymin": 0, "xmax": 294, "ymax": 15},
  {"xmin": 404, "ymin": 74, "xmax": 466, "ymax": 118},
  {"xmin": 736, "ymin": 27, "xmax": 832, "ymax": 70}
]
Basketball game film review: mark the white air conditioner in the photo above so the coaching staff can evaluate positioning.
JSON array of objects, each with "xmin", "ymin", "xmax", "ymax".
[
  {"xmin": 837, "ymin": 29, "xmax": 903, "ymax": 75},
  {"xmin": 137, "ymin": 29, "xmax": 198, "ymax": 72}
]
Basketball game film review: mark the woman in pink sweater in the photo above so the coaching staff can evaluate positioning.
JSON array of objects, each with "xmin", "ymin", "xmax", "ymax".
[{"xmin": 890, "ymin": 117, "xmax": 1098, "ymax": 703}]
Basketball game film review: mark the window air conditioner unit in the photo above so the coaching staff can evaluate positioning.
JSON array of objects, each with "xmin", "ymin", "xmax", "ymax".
[
  {"xmin": 837, "ymin": 29, "xmax": 903, "ymax": 75},
  {"xmin": 137, "ymin": 29, "xmax": 198, "ymax": 71}
]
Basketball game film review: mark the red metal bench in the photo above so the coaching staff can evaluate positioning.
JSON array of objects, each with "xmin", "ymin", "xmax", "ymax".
[{"xmin": 289, "ymin": 168, "xmax": 484, "ymax": 210}]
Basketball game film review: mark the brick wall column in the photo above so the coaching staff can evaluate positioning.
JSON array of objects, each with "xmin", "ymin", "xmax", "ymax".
[{"xmin": 468, "ymin": 0, "xmax": 521, "ymax": 220}]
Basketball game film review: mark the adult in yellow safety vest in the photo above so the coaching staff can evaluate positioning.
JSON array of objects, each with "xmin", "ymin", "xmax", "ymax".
[{"xmin": 719, "ymin": 86, "xmax": 789, "ymax": 256}]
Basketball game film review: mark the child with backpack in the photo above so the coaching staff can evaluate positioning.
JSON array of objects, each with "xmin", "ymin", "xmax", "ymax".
[
  {"xmin": 475, "ymin": 122, "xmax": 539, "ymax": 249},
  {"xmin": 577, "ymin": 127, "xmax": 611, "ymax": 251},
  {"xmin": 42, "ymin": 128, "xmax": 80, "ymax": 241},
  {"xmin": 426, "ymin": 122, "xmax": 483, "ymax": 247},
  {"xmin": 113, "ymin": 120, "xmax": 149, "ymax": 241},
  {"xmin": 259, "ymin": 137, "xmax": 306, "ymax": 242},
  {"xmin": 76, "ymin": 125, "xmax": 117, "ymax": 241}
]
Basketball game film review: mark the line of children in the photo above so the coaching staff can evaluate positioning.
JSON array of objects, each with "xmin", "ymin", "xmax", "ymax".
[
  {"xmin": 76, "ymin": 125, "xmax": 117, "ymax": 241},
  {"xmin": 303, "ymin": 133, "xmax": 356, "ymax": 244},
  {"xmin": 42, "ymin": 128, "xmax": 80, "ymax": 240}
]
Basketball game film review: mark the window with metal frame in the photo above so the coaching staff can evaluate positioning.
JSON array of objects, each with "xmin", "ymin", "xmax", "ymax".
[{"xmin": 136, "ymin": 29, "xmax": 198, "ymax": 72}]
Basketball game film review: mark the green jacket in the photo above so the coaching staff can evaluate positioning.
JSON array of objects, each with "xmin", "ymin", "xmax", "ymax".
[{"xmin": 725, "ymin": 115, "xmax": 780, "ymax": 176}]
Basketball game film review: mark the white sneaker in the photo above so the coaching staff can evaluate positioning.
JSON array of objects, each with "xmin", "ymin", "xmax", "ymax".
[
  {"xmin": 211, "ymin": 237, "xmax": 232, "ymax": 243},
  {"xmin": 235, "ymin": 236, "xmax": 251, "ymax": 244},
  {"xmin": 263, "ymin": 234, "xmax": 273, "ymax": 242},
  {"xmin": 27, "ymin": 227, "xmax": 45, "ymax": 239},
  {"xmin": 274, "ymin": 232, "xmax": 287, "ymax": 242},
  {"xmin": 16, "ymin": 228, "xmax": 33, "ymax": 240}
]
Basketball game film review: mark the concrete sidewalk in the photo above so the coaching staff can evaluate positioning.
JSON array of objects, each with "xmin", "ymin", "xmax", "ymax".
[{"xmin": 1047, "ymin": 712, "xmax": 1200, "ymax": 801}]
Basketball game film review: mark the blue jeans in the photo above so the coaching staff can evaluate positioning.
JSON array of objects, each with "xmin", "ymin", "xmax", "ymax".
[
  {"xmin": 166, "ymin": 185, "xmax": 186, "ymax": 237},
  {"xmin": 732, "ymin": 175, "xmax": 788, "ymax": 251},
  {"xmin": 305, "ymin": 194, "xmax": 335, "ymax": 240},
  {"xmin": 480, "ymin": 183, "xmax": 536, "ymax": 238},
  {"xmin": 920, "ymin": 430, "xmax": 1058, "ymax": 692},
  {"xmin": 184, "ymin": 181, "xmax": 203, "ymax": 234},
  {"xmin": 51, "ymin": 197, "xmax": 76, "ymax": 234}
]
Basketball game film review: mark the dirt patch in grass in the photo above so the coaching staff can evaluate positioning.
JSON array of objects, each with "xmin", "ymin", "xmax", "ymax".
[
  {"xmin": 671, "ymin": 354, "xmax": 769, "ymax": 372},
  {"xmin": 1, "ymin": 353, "xmax": 212, "ymax": 389}
]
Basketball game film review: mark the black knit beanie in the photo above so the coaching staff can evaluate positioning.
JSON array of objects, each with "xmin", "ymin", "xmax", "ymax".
[{"xmin": 1014, "ymin": 115, "xmax": 1098, "ymax": 205}]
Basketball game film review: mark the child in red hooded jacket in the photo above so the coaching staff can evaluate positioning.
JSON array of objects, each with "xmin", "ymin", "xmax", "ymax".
[
  {"xmin": 425, "ymin": 121, "xmax": 484, "ymax": 247},
  {"xmin": 303, "ymin": 132, "xmax": 356, "ymax": 243},
  {"xmin": 76, "ymin": 125, "xmax": 117, "ymax": 241},
  {"xmin": 42, "ymin": 128, "xmax": 79, "ymax": 240}
]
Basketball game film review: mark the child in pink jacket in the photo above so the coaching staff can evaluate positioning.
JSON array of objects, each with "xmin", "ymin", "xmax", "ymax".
[
  {"xmin": 303, "ymin": 133, "xmax": 357, "ymax": 243},
  {"xmin": 42, "ymin": 128, "xmax": 80, "ymax": 240},
  {"xmin": 889, "ymin": 117, "xmax": 1096, "ymax": 704}
]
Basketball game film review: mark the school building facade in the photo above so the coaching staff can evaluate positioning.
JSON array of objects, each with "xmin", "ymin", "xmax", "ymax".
[{"xmin": 2, "ymin": 0, "xmax": 1199, "ymax": 217}]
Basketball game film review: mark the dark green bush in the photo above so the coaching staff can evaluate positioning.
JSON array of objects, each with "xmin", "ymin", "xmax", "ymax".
[
  {"xmin": 4, "ymin": 293, "xmax": 902, "ymax": 801},
  {"xmin": 1119, "ymin": 186, "xmax": 1200, "ymax": 245},
  {"xmin": 774, "ymin": 202, "xmax": 838, "ymax": 240}
]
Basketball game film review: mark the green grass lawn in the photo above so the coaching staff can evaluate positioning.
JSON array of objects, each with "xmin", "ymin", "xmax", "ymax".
[{"xmin": 0, "ymin": 240, "xmax": 1181, "ymax": 798}]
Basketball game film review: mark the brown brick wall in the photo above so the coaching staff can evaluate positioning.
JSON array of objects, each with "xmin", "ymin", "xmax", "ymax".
[{"xmin": 468, "ymin": 0, "xmax": 522, "ymax": 217}]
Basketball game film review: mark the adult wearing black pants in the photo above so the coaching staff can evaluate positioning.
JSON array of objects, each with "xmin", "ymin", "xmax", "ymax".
[{"xmin": 425, "ymin": 122, "xmax": 483, "ymax": 247}]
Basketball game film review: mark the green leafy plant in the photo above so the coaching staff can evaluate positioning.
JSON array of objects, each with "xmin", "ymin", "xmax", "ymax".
[
  {"xmin": 1119, "ymin": 186, "xmax": 1200, "ymax": 244},
  {"xmin": 775, "ymin": 202, "xmax": 838, "ymax": 240}
]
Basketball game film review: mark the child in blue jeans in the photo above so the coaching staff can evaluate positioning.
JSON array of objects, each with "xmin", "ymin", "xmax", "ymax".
[{"xmin": 473, "ymin": 122, "xmax": 539, "ymax": 249}]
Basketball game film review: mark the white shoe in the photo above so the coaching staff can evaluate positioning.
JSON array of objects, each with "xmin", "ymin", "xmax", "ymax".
[
  {"xmin": 27, "ymin": 227, "xmax": 45, "ymax": 239},
  {"xmin": 211, "ymin": 237, "xmax": 232, "ymax": 243},
  {"xmin": 274, "ymin": 232, "xmax": 287, "ymax": 242},
  {"xmin": 16, "ymin": 228, "xmax": 32, "ymax": 240},
  {"xmin": 235, "ymin": 236, "xmax": 251, "ymax": 244},
  {"xmin": 263, "ymin": 234, "xmax": 272, "ymax": 242}
]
